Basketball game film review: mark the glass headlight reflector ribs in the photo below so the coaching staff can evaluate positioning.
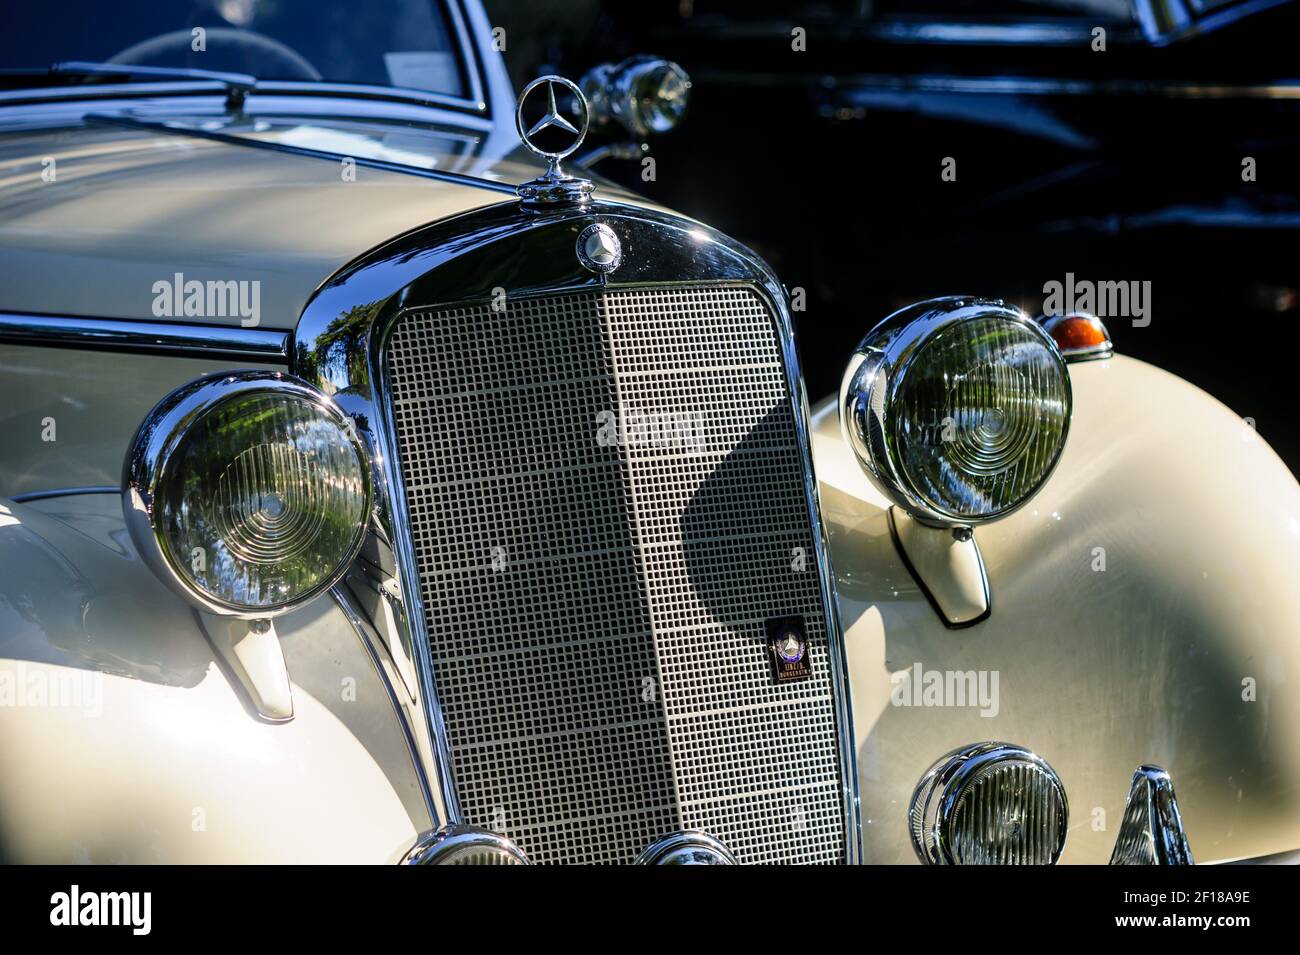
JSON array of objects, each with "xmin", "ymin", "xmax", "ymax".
[
  {"xmin": 841, "ymin": 297, "xmax": 1071, "ymax": 527},
  {"xmin": 402, "ymin": 826, "xmax": 530, "ymax": 865},
  {"xmin": 910, "ymin": 741, "xmax": 1069, "ymax": 865},
  {"xmin": 123, "ymin": 371, "xmax": 371, "ymax": 617}
]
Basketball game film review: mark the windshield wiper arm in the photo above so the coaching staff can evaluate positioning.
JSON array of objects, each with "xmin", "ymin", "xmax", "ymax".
[{"xmin": 51, "ymin": 61, "xmax": 256, "ymax": 111}]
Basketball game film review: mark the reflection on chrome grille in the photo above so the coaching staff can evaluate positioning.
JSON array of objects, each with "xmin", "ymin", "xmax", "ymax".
[{"xmin": 385, "ymin": 286, "xmax": 845, "ymax": 864}]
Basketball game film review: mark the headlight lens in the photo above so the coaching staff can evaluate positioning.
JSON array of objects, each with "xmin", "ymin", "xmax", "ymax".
[
  {"xmin": 124, "ymin": 372, "xmax": 370, "ymax": 616},
  {"xmin": 842, "ymin": 298, "xmax": 1071, "ymax": 526},
  {"xmin": 628, "ymin": 59, "xmax": 690, "ymax": 134},
  {"xmin": 893, "ymin": 315, "xmax": 1070, "ymax": 520},
  {"xmin": 582, "ymin": 57, "xmax": 691, "ymax": 138}
]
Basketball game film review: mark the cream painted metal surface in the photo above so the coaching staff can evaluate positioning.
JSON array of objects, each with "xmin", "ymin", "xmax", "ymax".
[
  {"xmin": 0, "ymin": 124, "xmax": 653, "ymax": 326},
  {"xmin": 814, "ymin": 354, "xmax": 1300, "ymax": 864},
  {"xmin": 0, "ymin": 125, "xmax": 494, "ymax": 325},
  {"xmin": 0, "ymin": 345, "xmax": 281, "ymax": 497},
  {"xmin": 201, "ymin": 617, "xmax": 294, "ymax": 722},
  {"xmin": 889, "ymin": 508, "xmax": 989, "ymax": 625},
  {"xmin": 0, "ymin": 493, "xmax": 428, "ymax": 863}
]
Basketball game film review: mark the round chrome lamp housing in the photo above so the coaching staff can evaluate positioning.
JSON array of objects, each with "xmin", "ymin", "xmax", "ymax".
[
  {"xmin": 123, "ymin": 371, "xmax": 372, "ymax": 617},
  {"xmin": 840, "ymin": 297, "xmax": 1072, "ymax": 528},
  {"xmin": 581, "ymin": 57, "xmax": 691, "ymax": 138},
  {"xmin": 910, "ymin": 742, "xmax": 1068, "ymax": 865},
  {"xmin": 636, "ymin": 831, "xmax": 737, "ymax": 865},
  {"xmin": 403, "ymin": 826, "xmax": 530, "ymax": 865}
]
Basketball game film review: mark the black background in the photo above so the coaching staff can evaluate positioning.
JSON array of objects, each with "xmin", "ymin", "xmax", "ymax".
[
  {"xmin": 1, "ymin": 862, "xmax": 1284, "ymax": 938},
  {"xmin": 485, "ymin": 0, "xmax": 1300, "ymax": 475}
]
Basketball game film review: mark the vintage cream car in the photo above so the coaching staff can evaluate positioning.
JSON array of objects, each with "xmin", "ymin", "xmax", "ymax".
[{"xmin": 1, "ymin": 0, "xmax": 1298, "ymax": 865}]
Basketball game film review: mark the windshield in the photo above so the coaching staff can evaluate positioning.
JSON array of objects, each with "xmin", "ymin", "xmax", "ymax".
[{"xmin": 0, "ymin": 0, "xmax": 468, "ymax": 98}]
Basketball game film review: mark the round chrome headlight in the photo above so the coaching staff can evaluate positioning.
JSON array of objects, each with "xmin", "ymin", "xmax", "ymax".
[
  {"xmin": 581, "ymin": 57, "xmax": 691, "ymax": 138},
  {"xmin": 123, "ymin": 371, "xmax": 371, "ymax": 617},
  {"xmin": 841, "ymin": 297, "xmax": 1071, "ymax": 527},
  {"xmin": 910, "ymin": 742, "xmax": 1068, "ymax": 865}
]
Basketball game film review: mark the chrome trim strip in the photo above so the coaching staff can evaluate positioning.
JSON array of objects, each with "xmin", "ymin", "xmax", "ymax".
[
  {"xmin": 294, "ymin": 199, "xmax": 862, "ymax": 863},
  {"xmin": 673, "ymin": 16, "xmax": 1133, "ymax": 46},
  {"xmin": 442, "ymin": 0, "xmax": 488, "ymax": 112},
  {"xmin": 83, "ymin": 114, "xmax": 516, "ymax": 195},
  {"xmin": 693, "ymin": 69, "xmax": 1300, "ymax": 100},
  {"xmin": 0, "ymin": 312, "xmax": 290, "ymax": 362},
  {"xmin": 8, "ymin": 485, "xmax": 120, "ymax": 503},
  {"xmin": 1222, "ymin": 847, "xmax": 1300, "ymax": 865},
  {"xmin": 249, "ymin": 80, "xmax": 482, "ymax": 115}
]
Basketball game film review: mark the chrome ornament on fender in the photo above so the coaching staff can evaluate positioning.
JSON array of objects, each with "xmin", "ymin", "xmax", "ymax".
[
  {"xmin": 515, "ymin": 75, "xmax": 595, "ymax": 208},
  {"xmin": 1110, "ymin": 766, "xmax": 1194, "ymax": 865}
]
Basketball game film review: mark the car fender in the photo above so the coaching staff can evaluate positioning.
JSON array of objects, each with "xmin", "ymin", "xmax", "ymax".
[
  {"xmin": 814, "ymin": 353, "xmax": 1300, "ymax": 863},
  {"xmin": 0, "ymin": 493, "xmax": 425, "ymax": 863}
]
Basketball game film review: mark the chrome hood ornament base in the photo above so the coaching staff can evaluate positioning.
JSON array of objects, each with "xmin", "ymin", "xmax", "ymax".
[{"xmin": 515, "ymin": 75, "xmax": 595, "ymax": 208}]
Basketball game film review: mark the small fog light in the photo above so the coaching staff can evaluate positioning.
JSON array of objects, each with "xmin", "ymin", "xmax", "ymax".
[
  {"xmin": 402, "ymin": 826, "xmax": 530, "ymax": 865},
  {"xmin": 910, "ymin": 741, "xmax": 1068, "ymax": 865}
]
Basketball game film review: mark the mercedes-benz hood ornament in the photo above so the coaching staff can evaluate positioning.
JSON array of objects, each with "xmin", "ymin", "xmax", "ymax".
[{"xmin": 515, "ymin": 75, "xmax": 595, "ymax": 208}]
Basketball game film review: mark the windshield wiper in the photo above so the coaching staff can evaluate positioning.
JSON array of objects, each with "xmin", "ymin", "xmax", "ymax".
[{"xmin": 50, "ymin": 61, "xmax": 256, "ymax": 111}]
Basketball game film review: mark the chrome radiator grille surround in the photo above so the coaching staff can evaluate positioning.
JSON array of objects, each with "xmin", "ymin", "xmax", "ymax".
[{"xmin": 384, "ymin": 284, "xmax": 847, "ymax": 864}]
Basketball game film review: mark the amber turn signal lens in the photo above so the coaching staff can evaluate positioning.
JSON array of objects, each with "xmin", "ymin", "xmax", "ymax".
[
  {"xmin": 1052, "ymin": 315, "xmax": 1106, "ymax": 349},
  {"xmin": 1042, "ymin": 312, "xmax": 1113, "ymax": 361}
]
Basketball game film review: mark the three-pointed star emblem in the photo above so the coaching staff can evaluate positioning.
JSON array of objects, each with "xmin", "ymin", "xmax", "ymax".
[
  {"xmin": 527, "ymin": 80, "xmax": 580, "ymax": 140},
  {"xmin": 515, "ymin": 75, "xmax": 589, "ymax": 164}
]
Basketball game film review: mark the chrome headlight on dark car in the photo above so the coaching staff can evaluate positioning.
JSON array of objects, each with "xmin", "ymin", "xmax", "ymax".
[
  {"xmin": 840, "ymin": 297, "xmax": 1072, "ymax": 528},
  {"xmin": 123, "ymin": 371, "xmax": 371, "ymax": 617}
]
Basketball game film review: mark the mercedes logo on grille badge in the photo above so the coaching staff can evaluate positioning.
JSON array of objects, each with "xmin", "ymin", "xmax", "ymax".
[
  {"xmin": 765, "ymin": 615, "xmax": 813, "ymax": 684},
  {"xmin": 576, "ymin": 223, "xmax": 622, "ymax": 275}
]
